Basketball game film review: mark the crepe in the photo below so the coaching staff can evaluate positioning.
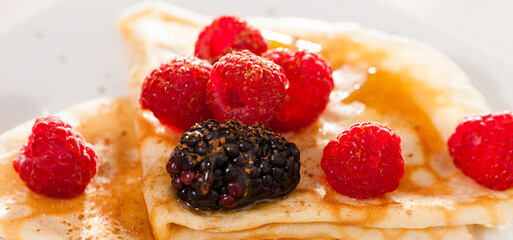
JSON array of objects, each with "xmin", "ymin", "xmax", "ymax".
[
  {"xmin": 118, "ymin": 2, "xmax": 509, "ymax": 239},
  {"xmin": 0, "ymin": 102, "xmax": 468, "ymax": 240},
  {"xmin": 0, "ymin": 98, "xmax": 154, "ymax": 240}
]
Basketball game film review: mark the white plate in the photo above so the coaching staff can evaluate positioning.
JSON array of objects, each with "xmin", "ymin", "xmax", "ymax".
[{"xmin": 0, "ymin": 0, "xmax": 512, "ymax": 239}]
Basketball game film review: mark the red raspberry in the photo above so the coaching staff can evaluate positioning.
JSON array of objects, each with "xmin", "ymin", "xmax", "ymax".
[
  {"xmin": 140, "ymin": 56, "xmax": 213, "ymax": 131},
  {"xmin": 321, "ymin": 122, "xmax": 405, "ymax": 199},
  {"xmin": 208, "ymin": 50, "xmax": 288, "ymax": 126},
  {"xmin": 195, "ymin": 15, "xmax": 268, "ymax": 63},
  {"xmin": 12, "ymin": 116, "xmax": 98, "ymax": 198},
  {"xmin": 263, "ymin": 48, "xmax": 334, "ymax": 132},
  {"xmin": 448, "ymin": 112, "xmax": 513, "ymax": 190}
]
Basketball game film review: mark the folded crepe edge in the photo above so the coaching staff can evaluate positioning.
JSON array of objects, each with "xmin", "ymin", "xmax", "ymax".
[{"xmin": 115, "ymin": 1, "xmax": 510, "ymax": 237}]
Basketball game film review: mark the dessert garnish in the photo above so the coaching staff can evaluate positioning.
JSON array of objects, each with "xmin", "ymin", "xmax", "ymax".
[
  {"xmin": 117, "ymin": 4, "xmax": 513, "ymax": 238},
  {"xmin": 166, "ymin": 119, "xmax": 301, "ymax": 210},
  {"xmin": 140, "ymin": 56, "xmax": 213, "ymax": 131},
  {"xmin": 195, "ymin": 15, "xmax": 268, "ymax": 63},
  {"xmin": 448, "ymin": 112, "xmax": 513, "ymax": 190},
  {"xmin": 263, "ymin": 48, "xmax": 334, "ymax": 131},
  {"xmin": 12, "ymin": 116, "xmax": 98, "ymax": 198},
  {"xmin": 321, "ymin": 122, "xmax": 405, "ymax": 199},
  {"xmin": 208, "ymin": 50, "xmax": 288, "ymax": 126}
]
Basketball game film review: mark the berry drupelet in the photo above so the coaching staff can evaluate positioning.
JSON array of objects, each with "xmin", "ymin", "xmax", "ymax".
[{"xmin": 166, "ymin": 119, "xmax": 301, "ymax": 210}]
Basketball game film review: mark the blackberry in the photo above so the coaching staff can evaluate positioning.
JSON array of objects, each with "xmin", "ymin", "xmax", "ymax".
[{"xmin": 166, "ymin": 119, "xmax": 301, "ymax": 210}]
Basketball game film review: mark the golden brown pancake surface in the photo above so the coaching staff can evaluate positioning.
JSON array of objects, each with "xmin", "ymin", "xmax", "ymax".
[
  {"xmin": 0, "ymin": 98, "xmax": 154, "ymax": 240},
  {"xmin": 117, "ymin": 2, "xmax": 507, "ymax": 239}
]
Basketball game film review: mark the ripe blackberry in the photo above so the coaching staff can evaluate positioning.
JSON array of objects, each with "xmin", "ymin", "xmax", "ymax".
[{"xmin": 166, "ymin": 119, "xmax": 300, "ymax": 210}]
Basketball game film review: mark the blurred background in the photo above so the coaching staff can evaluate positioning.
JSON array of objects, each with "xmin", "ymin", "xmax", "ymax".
[
  {"xmin": 0, "ymin": 0, "xmax": 512, "ymax": 133},
  {"xmin": 2, "ymin": 0, "xmax": 512, "ymax": 56}
]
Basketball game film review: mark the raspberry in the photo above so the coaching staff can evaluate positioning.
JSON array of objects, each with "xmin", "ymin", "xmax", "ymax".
[
  {"xmin": 12, "ymin": 116, "xmax": 98, "ymax": 198},
  {"xmin": 208, "ymin": 50, "xmax": 288, "ymax": 126},
  {"xmin": 167, "ymin": 119, "xmax": 300, "ymax": 210},
  {"xmin": 448, "ymin": 112, "xmax": 513, "ymax": 190},
  {"xmin": 321, "ymin": 122, "xmax": 405, "ymax": 199},
  {"xmin": 263, "ymin": 48, "xmax": 334, "ymax": 132},
  {"xmin": 140, "ymin": 56, "xmax": 213, "ymax": 131},
  {"xmin": 195, "ymin": 15, "xmax": 268, "ymax": 63}
]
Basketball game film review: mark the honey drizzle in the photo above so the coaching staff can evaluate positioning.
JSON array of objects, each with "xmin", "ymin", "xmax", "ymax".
[
  {"xmin": 128, "ymin": 25, "xmax": 502, "ymax": 233},
  {"xmin": 270, "ymin": 31, "xmax": 446, "ymax": 158},
  {"xmin": 342, "ymin": 69, "xmax": 444, "ymax": 158},
  {"xmin": 0, "ymin": 100, "xmax": 154, "ymax": 239},
  {"xmin": 269, "ymin": 31, "xmax": 445, "ymax": 175},
  {"xmin": 265, "ymin": 30, "xmax": 485, "ymax": 228}
]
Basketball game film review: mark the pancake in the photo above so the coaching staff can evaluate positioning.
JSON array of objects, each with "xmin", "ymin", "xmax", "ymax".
[
  {"xmin": 0, "ymin": 102, "xmax": 471, "ymax": 240},
  {"xmin": 166, "ymin": 223, "xmax": 471, "ymax": 240},
  {"xmin": 0, "ymin": 104, "xmax": 469, "ymax": 240},
  {"xmin": 117, "ymin": 2, "xmax": 508, "ymax": 239},
  {"xmin": 0, "ymin": 98, "xmax": 154, "ymax": 240}
]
